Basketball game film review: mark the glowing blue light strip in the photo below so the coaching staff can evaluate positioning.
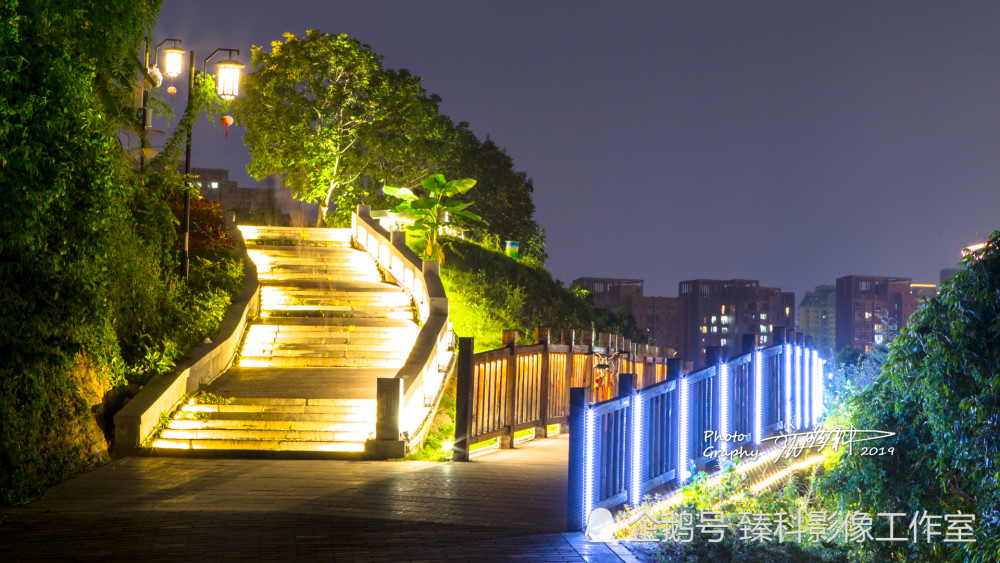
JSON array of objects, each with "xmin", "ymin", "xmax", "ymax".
[
  {"xmin": 679, "ymin": 377, "xmax": 690, "ymax": 480},
  {"xmin": 784, "ymin": 344, "xmax": 792, "ymax": 430},
  {"xmin": 631, "ymin": 393, "xmax": 643, "ymax": 506},
  {"xmin": 719, "ymin": 362, "xmax": 729, "ymax": 452},
  {"xmin": 585, "ymin": 408, "xmax": 595, "ymax": 523},
  {"xmin": 812, "ymin": 352, "xmax": 823, "ymax": 426},
  {"xmin": 802, "ymin": 348, "xmax": 812, "ymax": 427},
  {"xmin": 754, "ymin": 349, "xmax": 763, "ymax": 445},
  {"xmin": 793, "ymin": 346, "xmax": 802, "ymax": 430}
]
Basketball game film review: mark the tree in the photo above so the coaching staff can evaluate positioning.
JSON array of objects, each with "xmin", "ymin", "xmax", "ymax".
[
  {"xmin": 1, "ymin": 0, "xmax": 160, "ymax": 503},
  {"xmin": 234, "ymin": 30, "xmax": 438, "ymax": 226},
  {"xmin": 442, "ymin": 127, "xmax": 546, "ymax": 261},
  {"xmin": 820, "ymin": 231, "xmax": 1000, "ymax": 562}
]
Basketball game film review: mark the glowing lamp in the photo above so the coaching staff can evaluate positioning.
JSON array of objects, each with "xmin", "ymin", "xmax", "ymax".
[
  {"xmin": 163, "ymin": 46, "xmax": 185, "ymax": 78},
  {"xmin": 215, "ymin": 58, "xmax": 244, "ymax": 100}
]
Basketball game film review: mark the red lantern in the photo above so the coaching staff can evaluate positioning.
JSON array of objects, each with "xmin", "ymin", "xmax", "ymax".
[
  {"xmin": 221, "ymin": 115, "xmax": 234, "ymax": 138},
  {"xmin": 167, "ymin": 85, "xmax": 177, "ymax": 103}
]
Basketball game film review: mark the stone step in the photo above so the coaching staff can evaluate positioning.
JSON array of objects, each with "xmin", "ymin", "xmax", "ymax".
[
  {"xmin": 237, "ymin": 355, "xmax": 406, "ymax": 368},
  {"xmin": 152, "ymin": 437, "xmax": 366, "ymax": 453},
  {"xmin": 260, "ymin": 309, "xmax": 414, "ymax": 321},
  {"xmin": 257, "ymin": 272, "xmax": 385, "ymax": 283},
  {"xmin": 238, "ymin": 226, "xmax": 352, "ymax": 244},
  {"xmin": 168, "ymin": 417, "xmax": 374, "ymax": 432},
  {"xmin": 218, "ymin": 397, "xmax": 374, "ymax": 407},
  {"xmin": 242, "ymin": 342, "xmax": 416, "ymax": 355},
  {"xmin": 181, "ymin": 403, "xmax": 376, "ymax": 415},
  {"xmin": 257, "ymin": 316, "xmax": 417, "ymax": 329},
  {"xmin": 175, "ymin": 410, "xmax": 375, "ymax": 424},
  {"xmin": 160, "ymin": 428, "xmax": 371, "ymax": 442}
]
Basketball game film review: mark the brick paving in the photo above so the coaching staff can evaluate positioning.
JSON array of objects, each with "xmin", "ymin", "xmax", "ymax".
[{"xmin": 1, "ymin": 435, "xmax": 642, "ymax": 561}]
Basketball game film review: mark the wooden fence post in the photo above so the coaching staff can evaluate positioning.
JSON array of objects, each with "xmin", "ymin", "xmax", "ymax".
[
  {"xmin": 453, "ymin": 337, "xmax": 475, "ymax": 462},
  {"xmin": 567, "ymin": 386, "xmax": 591, "ymax": 532},
  {"xmin": 501, "ymin": 329, "xmax": 518, "ymax": 449},
  {"xmin": 562, "ymin": 328, "xmax": 575, "ymax": 434},
  {"xmin": 537, "ymin": 327, "xmax": 550, "ymax": 438}
]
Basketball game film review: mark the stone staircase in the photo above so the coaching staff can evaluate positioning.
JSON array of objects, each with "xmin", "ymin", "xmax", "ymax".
[{"xmin": 152, "ymin": 226, "xmax": 419, "ymax": 457}]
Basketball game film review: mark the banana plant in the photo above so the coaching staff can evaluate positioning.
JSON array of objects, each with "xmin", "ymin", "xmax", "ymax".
[{"xmin": 383, "ymin": 174, "xmax": 484, "ymax": 263}]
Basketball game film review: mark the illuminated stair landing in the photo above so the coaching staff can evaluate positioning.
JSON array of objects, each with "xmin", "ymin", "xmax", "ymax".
[{"xmin": 153, "ymin": 226, "xmax": 419, "ymax": 458}]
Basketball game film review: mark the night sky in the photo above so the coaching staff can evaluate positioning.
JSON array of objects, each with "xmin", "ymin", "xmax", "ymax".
[{"xmin": 154, "ymin": 1, "xmax": 1000, "ymax": 301}]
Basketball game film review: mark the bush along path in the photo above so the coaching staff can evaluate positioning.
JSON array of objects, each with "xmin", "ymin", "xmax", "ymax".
[{"xmin": 150, "ymin": 226, "xmax": 419, "ymax": 456}]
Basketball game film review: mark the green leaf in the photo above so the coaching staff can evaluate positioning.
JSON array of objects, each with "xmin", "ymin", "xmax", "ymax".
[{"xmin": 383, "ymin": 185, "xmax": 417, "ymax": 201}]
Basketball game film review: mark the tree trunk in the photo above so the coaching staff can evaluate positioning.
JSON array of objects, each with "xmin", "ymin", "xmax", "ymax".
[{"xmin": 317, "ymin": 205, "xmax": 327, "ymax": 227}]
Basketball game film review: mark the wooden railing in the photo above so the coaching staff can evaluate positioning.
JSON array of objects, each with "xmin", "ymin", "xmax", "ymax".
[
  {"xmin": 452, "ymin": 327, "xmax": 681, "ymax": 461},
  {"xmin": 566, "ymin": 331, "xmax": 825, "ymax": 531}
]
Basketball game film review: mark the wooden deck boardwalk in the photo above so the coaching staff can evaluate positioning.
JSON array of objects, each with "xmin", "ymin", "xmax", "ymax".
[{"xmin": 0, "ymin": 436, "xmax": 639, "ymax": 561}]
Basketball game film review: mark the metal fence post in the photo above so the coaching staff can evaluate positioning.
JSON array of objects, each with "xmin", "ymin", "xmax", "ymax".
[{"xmin": 567, "ymin": 386, "xmax": 591, "ymax": 532}]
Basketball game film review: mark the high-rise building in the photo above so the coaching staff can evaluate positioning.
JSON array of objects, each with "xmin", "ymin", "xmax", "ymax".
[
  {"xmin": 835, "ymin": 276, "xmax": 918, "ymax": 353},
  {"xmin": 677, "ymin": 279, "xmax": 795, "ymax": 368},
  {"xmin": 798, "ymin": 285, "xmax": 836, "ymax": 357},
  {"xmin": 574, "ymin": 277, "xmax": 796, "ymax": 369}
]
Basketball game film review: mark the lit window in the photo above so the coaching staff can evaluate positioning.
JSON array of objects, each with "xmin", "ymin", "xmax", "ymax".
[
  {"xmin": 865, "ymin": 312, "xmax": 872, "ymax": 319},
  {"xmin": 760, "ymin": 313, "xmax": 767, "ymax": 320},
  {"xmin": 711, "ymin": 316, "xmax": 717, "ymax": 324},
  {"xmin": 785, "ymin": 307, "xmax": 790, "ymax": 315},
  {"xmin": 211, "ymin": 182, "xmax": 219, "ymax": 189},
  {"xmin": 761, "ymin": 335, "xmax": 768, "ymax": 343},
  {"xmin": 721, "ymin": 316, "xmax": 729, "ymax": 325},
  {"xmin": 700, "ymin": 326, "xmax": 707, "ymax": 334},
  {"xmin": 711, "ymin": 326, "xmax": 718, "ymax": 333},
  {"xmin": 875, "ymin": 335, "xmax": 884, "ymax": 344},
  {"xmin": 721, "ymin": 305, "xmax": 726, "ymax": 314},
  {"xmin": 721, "ymin": 327, "xmax": 728, "ymax": 334},
  {"xmin": 760, "ymin": 324, "xmax": 767, "ymax": 333},
  {"xmin": 721, "ymin": 338, "xmax": 727, "ymax": 346}
]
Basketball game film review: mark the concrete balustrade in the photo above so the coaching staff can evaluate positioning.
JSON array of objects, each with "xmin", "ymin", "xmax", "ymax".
[
  {"xmin": 114, "ymin": 216, "xmax": 260, "ymax": 456},
  {"xmin": 352, "ymin": 205, "xmax": 452, "ymax": 458}
]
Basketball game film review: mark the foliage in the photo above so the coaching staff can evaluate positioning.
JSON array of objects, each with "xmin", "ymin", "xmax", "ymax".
[
  {"xmin": 407, "ymin": 375, "xmax": 457, "ymax": 462},
  {"xmin": 441, "ymin": 130, "xmax": 546, "ymax": 261},
  {"xmin": 235, "ymin": 30, "xmax": 441, "ymax": 226},
  {"xmin": 384, "ymin": 174, "xmax": 483, "ymax": 263},
  {"xmin": 436, "ymin": 238, "xmax": 648, "ymax": 350},
  {"xmin": 619, "ymin": 459, "xmax": 849, "ymax": 563},
  {"xmin": 0, "ymin": 0, "xmax": 250, "ymax": 505},
  {"xmin": 167, "ymin": 199, "xmax": 236, "ymax": 253},
  {"xmin": 818, "ymin": 231, "xmax": 1000, "ymax": 563}
]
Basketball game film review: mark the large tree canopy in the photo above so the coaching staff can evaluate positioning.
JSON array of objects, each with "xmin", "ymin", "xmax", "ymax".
[{"xmin": 234, "ymin": 30, "xmax": 441, "ymax": 226}]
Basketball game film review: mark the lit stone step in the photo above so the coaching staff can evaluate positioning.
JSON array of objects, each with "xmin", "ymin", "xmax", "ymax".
[
  {"xmin": 237, "ymin": 356, "xmax": 406, "ymax": 368},
  {"xmin": 257, "ymin": 273, "xmax": 384, "ymax": 283},
  {"xmin": 168, "ymin": 418, "xmax": 374, "ymax": 432},
  {"xmin": 160, "ymin": 428, "xmax": 370, "ymax": 442},
  {"xmin": 245, "ymin": 334, "xmax": 416, "ymax": 346},
  {"xmin": 174, "ymin": 410, "xmax": 375, "ymax": 424},
  {"xmin": 242, "ymin": 342, "xmax": 416, "ymax": 355},
  {"xmin": 237, "ymin": 226, "xmax": 352, "ymax": 243},
  {"xmin": 181, "ymin": 403, "xmax": 377, "ymax": 415},
  {"xmin": 152, "ymin": 438, "xmax": 366, "ymax": 452},
  {"xmin": 222, "ymin": 397, "xmax": 375, "ymax": 407},
  {"xmin": 257, "ymin": 317, "xmax": 418, "ymax": 329},
  {"xmin": 261, "ymin": 309, "xmax": 414, "ymax": 320}
]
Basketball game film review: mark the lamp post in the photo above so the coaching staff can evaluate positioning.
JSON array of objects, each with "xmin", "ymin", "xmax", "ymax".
[
  {"xmin": 178, "ymin": 48, "xmax": 244, "ymax": 280},
  {"xmin": 139, "ymin": 39, "xmax": 183, "ymax": 169}
]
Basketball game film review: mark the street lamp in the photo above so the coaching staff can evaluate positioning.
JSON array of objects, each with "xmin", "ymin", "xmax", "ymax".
[{"xmin": 176, "ymin": 47, "xmax": 244, "ymax": 280}]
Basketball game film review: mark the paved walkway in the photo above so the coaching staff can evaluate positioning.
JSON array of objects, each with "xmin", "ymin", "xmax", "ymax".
[{"xmin": 0, "ymin": 436, "xmax": 642, "ymax": 561}]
